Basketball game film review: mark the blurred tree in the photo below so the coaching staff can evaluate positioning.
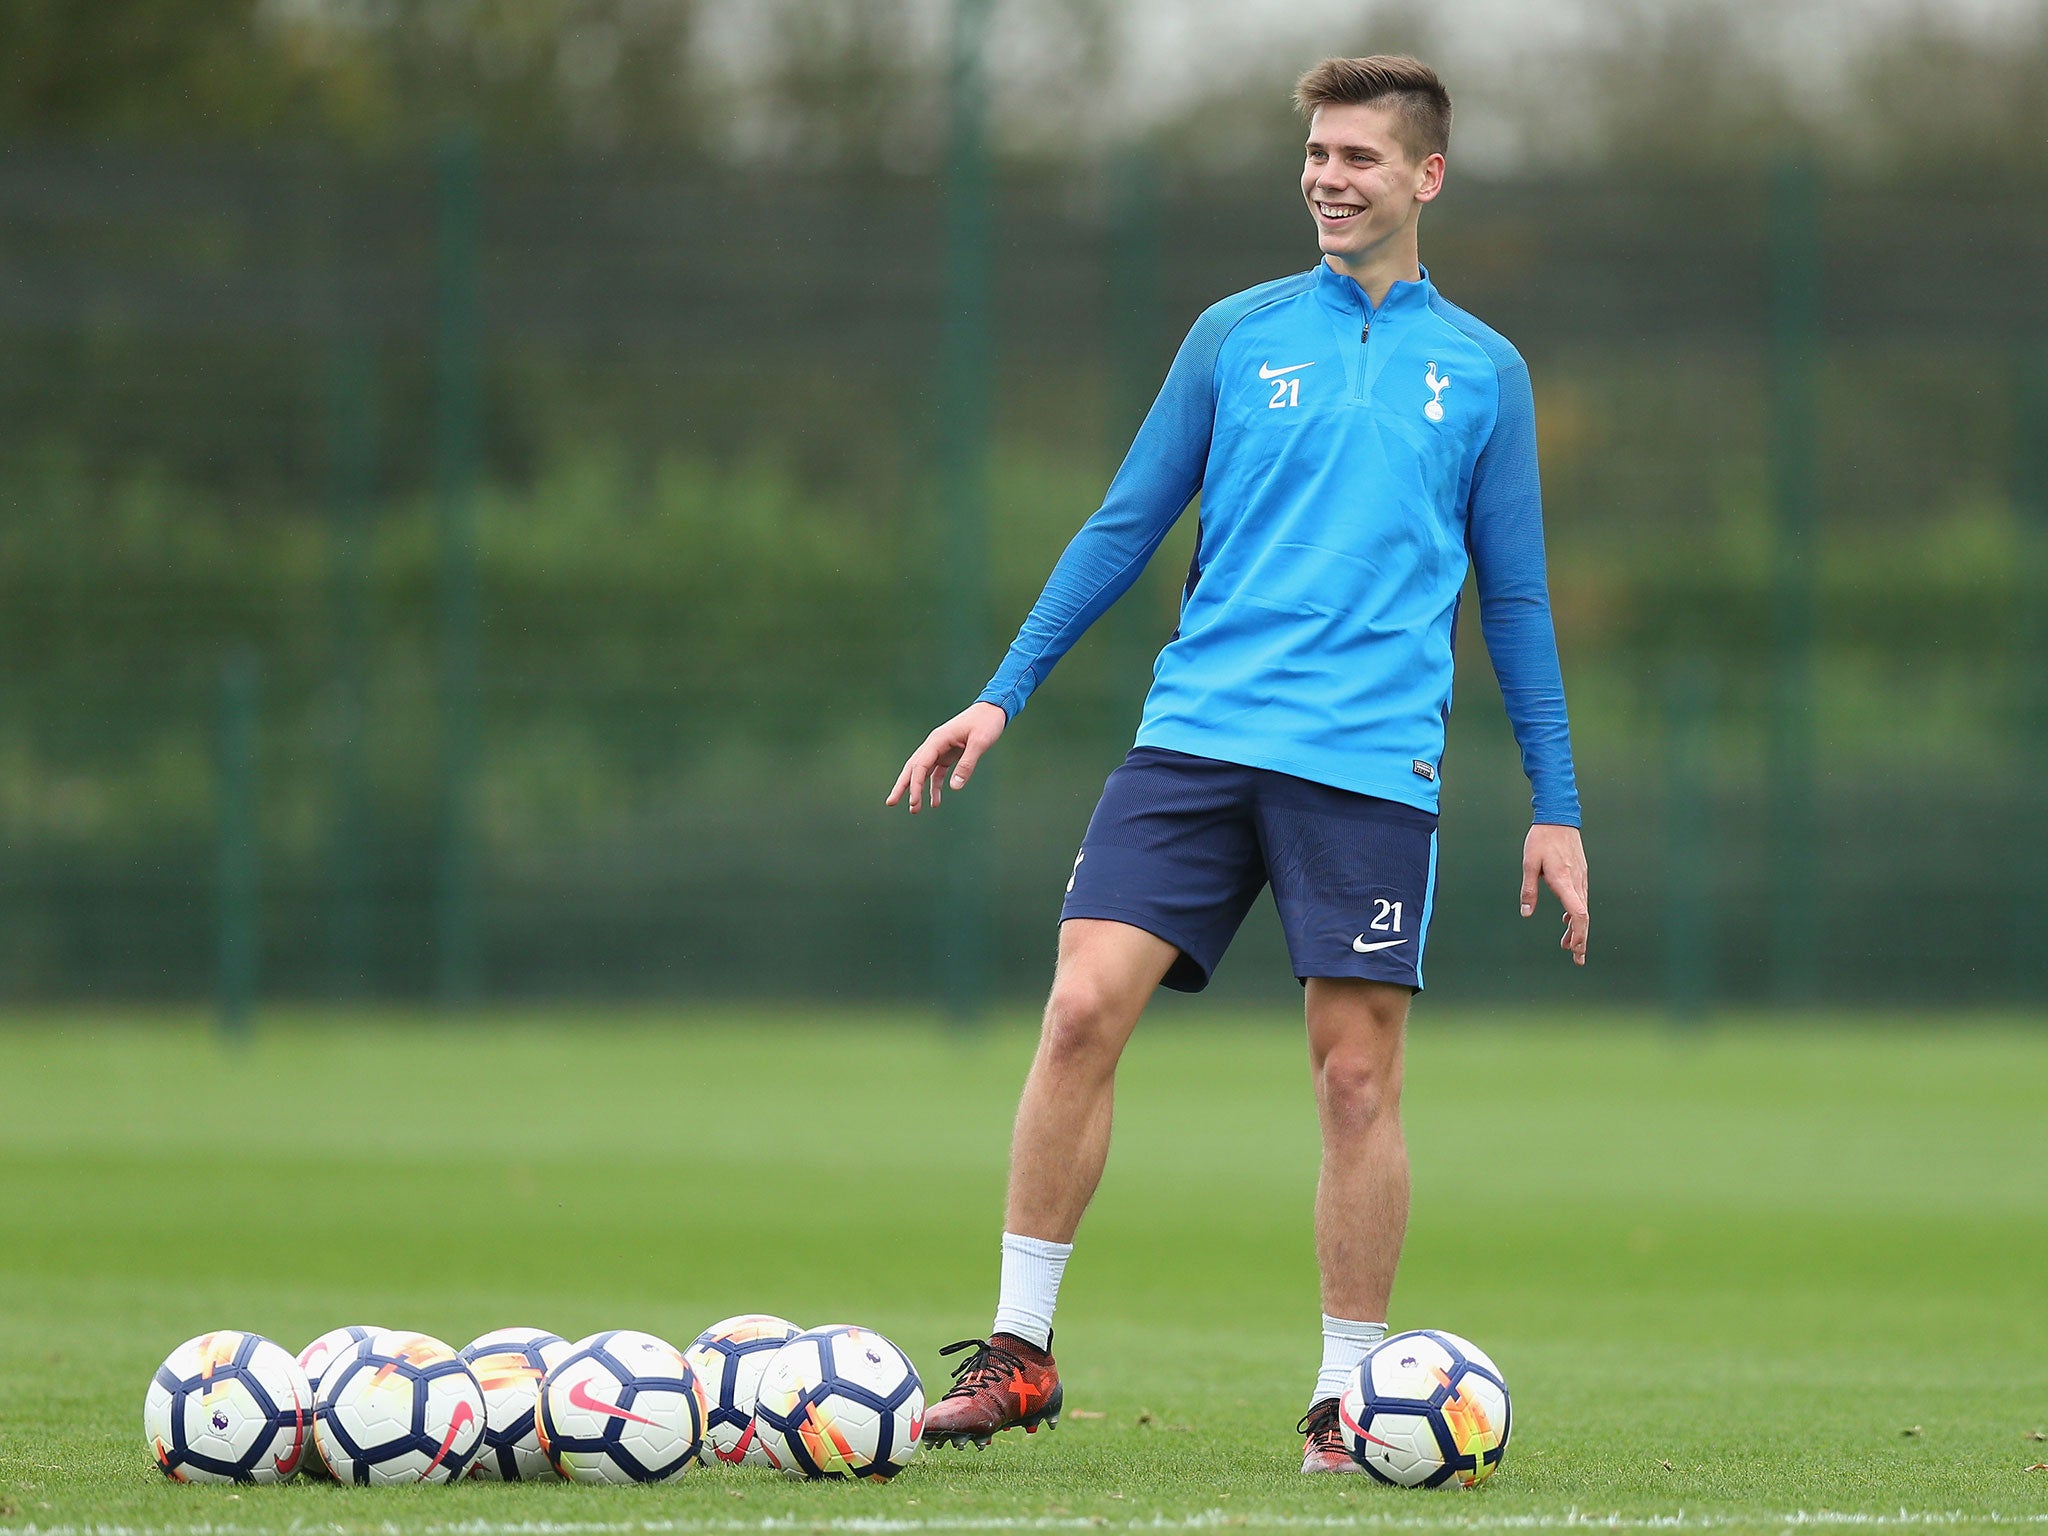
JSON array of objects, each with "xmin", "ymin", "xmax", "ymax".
[
  {"xmin": 0, "ymin": 0, "xmax": 714, "ymax": 146},
  {"xmin": 0, "ymin": 0, "xmax": 328, "ymax": 135},
  {"xmin": 1838, "ymin": 7, "xmax": 2048, "ymax": 172},
  {"xmin": 260, "ymin": 0, "xmax": 714, "ymax": 147},
  {"xmin": 1506, "ymin": 0, "xmax": 2048, "ymax": 173},
  {"xmin": 1, "ymin": 0, "xmax": 2044, "ymax": 170},
  {"xmin": 1132, "ymin": 0, "xmax": 1440, "ymax": 174},
  {"xmin": 0, "ymin": 0, "xmax": 1128, "ymax": 162},
  {"xmin": 692, "ymin": 0, "xmax": 1118, "ymax": 171},
  {"xmin": 1537, "ymin": 1, "xmax": 1810, "ymax": 167},
  {"xmin": 1133, "ymin": 0, "xmax": 2048, "ymax": 176},
  {"xmin": 692, "ymin": 0, "xmax": 945, "ymax": 169}
]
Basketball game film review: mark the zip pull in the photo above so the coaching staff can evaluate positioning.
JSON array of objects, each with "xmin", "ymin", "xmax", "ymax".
[{"xmin": 1361, "ymin": 323, "xmax": 1370, "ymax": 342}]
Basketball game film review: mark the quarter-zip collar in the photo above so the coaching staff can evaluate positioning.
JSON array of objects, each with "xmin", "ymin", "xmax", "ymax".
[
  {"xmin": 1312, "ymin": 260, "xmax": 1434, "ymax": 403},
  {"xmin": 1312, "ymin": 257, "xmax": 1434, "ymax": 324}
]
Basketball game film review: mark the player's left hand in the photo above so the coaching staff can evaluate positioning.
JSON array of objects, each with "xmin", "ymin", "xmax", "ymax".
[{"xmin": 1521, "ymin": 823, "xmax": 1588, "ymax": 965}]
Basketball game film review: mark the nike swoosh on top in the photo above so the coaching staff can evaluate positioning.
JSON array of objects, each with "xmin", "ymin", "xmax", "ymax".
[
  {"xmin": 568, "ymin": 1377, "xmax": 655, "ymax": 1426},
  {"xmin": 1259, "ymin": 361, "xmax": 1316, "ymax": 379},
  {"xmin": 1351, "ymin": 936, "xmax": 1408, "ymax": 954}
]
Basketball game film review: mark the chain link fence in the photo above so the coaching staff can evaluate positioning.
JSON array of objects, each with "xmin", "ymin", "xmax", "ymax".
[{"xmin": 1, "ymin": 144, "xmax": 2043, "ymax": 1011}]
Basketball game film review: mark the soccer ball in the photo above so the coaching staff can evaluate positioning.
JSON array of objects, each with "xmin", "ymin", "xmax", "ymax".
[
  {"xmin": 298, "ymin": 1326, "xmax": 385, "ymax": 1397},
  {"xmin": 684, "ymin": 1313, "xmax": 802, "ymax": 1467},
  {"xmin": 1337, "ymin": 1328, "xmax": 1511, "ymax": 1488},
  {"xmin": 461, "ymin": 1327, "xmax": 573, "ymax": 1480},
  {"xmin": 295, "ymin": 1325, "xmax": 383, "ymax": 1478},
  {"xmin": 145, "ymin": 1331, "xmax": 312, "ymax": 1483},
  {"xmin": 536, "ymin": 1329, "xmax": 706, "ymax": 1484},
  {"xmin": 313, "ymin": 1329, "xmax": 486, "ymax": 1485},
  {"xmin": 751, "ymin": 1324, "xmax": 924, "ymax": 1481}
]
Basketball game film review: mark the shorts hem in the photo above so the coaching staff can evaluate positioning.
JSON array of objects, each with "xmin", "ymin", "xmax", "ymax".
[
  {"xmin": 1058, "ymin": 904, "xmax": 1216, "ymax": 993},
  {"xmin": 1295, "ymin": 965, "xmax": 1425, "ymax": 994}
]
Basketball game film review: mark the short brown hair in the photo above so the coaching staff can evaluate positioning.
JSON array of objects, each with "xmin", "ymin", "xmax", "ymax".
[{"xmin": 1294, "ymin": 55, "xmax": 1451, "ymax": 161}]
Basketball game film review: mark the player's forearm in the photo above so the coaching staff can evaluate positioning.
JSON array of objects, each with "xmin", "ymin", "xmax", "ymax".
[
  {"xmin": 1465, "ymin": 352, "xmax": 1579, "ymax": 824},
  {"xmin": 978, "ymin": 486, "xmax": 1190, "ymax": 717},
  {"xmin": 1478, "ymin": 591, "xmax": 1581, "ymax": 826},
  {"xmin": 980, "ymin": 311, "xmax": 1226, "ymax": 718}
]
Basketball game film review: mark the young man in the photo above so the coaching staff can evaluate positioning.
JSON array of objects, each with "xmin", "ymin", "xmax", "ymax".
[{"xmin": 886, "ymin": 55, "xmax": 1589, "ymax": 1472}]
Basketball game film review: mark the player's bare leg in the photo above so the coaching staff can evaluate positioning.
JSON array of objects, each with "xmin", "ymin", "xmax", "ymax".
[
  {"xmin": 926, "ymin": 918, "xmax": 1177, "ymax": 1449},
  {"xmin": 1308, "ymin": 977, "xmax": 1411, "ymax": 1315},
  {"xmin": 1297, "ymin": 977, "xmax": 1411, "ymax": 1470},
  {"xmin": 1005, "ymin": 918, "xmax": 1177, "ymax": 1240}
]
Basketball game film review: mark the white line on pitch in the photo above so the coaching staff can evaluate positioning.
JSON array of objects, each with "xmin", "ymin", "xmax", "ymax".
[{"xmin": 6, "ymin": 1510, "xmax": 2048, "ymax": 1536}]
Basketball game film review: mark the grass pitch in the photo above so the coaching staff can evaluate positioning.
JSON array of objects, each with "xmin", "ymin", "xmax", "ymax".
[{"xmin": 0, "ymin": 1008, "xmax": 2044, "ymax": 1536}]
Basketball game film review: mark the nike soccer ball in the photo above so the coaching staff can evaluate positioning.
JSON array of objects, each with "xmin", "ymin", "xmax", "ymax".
[
  {"xmin": 536, "ymin": 1329, "xmax": 706, "ymax": 1484},
  {"xmin": 751, "ymin": 1324, "xmax": 924, "ymax": 1481},
  {"xmin": 298, "ymin": 1326, "xmax": 384, "ymax": 1397},
  {"xmin": 684, "ymin": 1313, "xmax": 803, "ymax": 1467},
  {"xmin": 1337, "ymin": 1328, "xmax": 1511, "ymax": 1487},
  {"xmin": 145, "ymin": 1331, "xmax": 313, "ymax": 1483},
  {"xmin": 296, "ymin": 1325, "xmax": 383, "ymax": 1478},
  {"xmin": 313, "ymin": 1328, "xmax": 486, "ymax": 1485},
  {"xmin": 461, "ymin": 1327, "xmax": 573, "ymax": 1480}
]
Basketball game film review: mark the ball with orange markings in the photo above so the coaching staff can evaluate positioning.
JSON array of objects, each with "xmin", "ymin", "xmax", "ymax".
[
  {"xmin": 144, "ymin": 1330, "xmax": 313, "ymax": 1484},
  {"xmin": 294, "ymin": 1325, "xmax": 384, "ymax": 1479},
  {"xmin": 460, "ymin": 1327, "xmax": 573, "ymax": 1480},
  {"xmin": 536, "ymin": 1329, "xmax": 705, "ymax": 1484},
  {"xmin": 684, "ymin": 1313, "xmax": 803, "ymax": 1468},
  {"xmin": 312, "ymin": 1328, "xmax": 485, "ymax": 1485},
  {"xmin": 1337, "ymin": 1328, "xmax": 1511, "ymax": 1487},
  {"xmin": 751, "ymin": 1324, "xmax": 923, "ymax": 1481}
]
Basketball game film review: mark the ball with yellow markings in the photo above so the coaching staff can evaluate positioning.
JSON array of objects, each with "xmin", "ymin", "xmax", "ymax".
[
  {"xmin": 144, "ymin": 1331, "xmax": 313, "ymax": 1484},
  {"xmin": 751, "ymin": 1324, "xmax": 924, "ymax": 1481},
  {"xmin": 461, "ymin": 1327, "xmax": 574, "ymax": 1480},
  {"xmin": 312, "ymin": 1328, "xmax": 486, "ymax": 1485},
  {"xmin": 1337, "ymin": 1328, "xmax": 1511, "ymax": 1487}
]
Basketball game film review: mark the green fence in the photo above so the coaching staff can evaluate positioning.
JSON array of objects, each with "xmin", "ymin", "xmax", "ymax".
[{"xmin": 0, "ymin": 143, "xmax": 2044, "ymax": 1012}]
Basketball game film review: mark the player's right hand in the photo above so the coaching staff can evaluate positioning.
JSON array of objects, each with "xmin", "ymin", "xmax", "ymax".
[{"xmin": 887, "ymin": 701, "xmax": 1007, "ymax": 814}]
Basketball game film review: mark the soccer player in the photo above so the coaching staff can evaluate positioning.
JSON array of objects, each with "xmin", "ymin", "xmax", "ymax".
[{"xmin": 887, "ymin": 55, "xmax": 1588, "ymax": 1472}]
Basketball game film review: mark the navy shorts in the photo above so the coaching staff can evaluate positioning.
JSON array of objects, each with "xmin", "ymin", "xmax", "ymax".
[{"xmin": 1060, "ymin": 746, "xmax": 1439, "ymax": 992}]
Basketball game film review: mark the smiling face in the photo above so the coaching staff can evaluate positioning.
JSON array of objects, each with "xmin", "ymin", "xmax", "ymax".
[{"xmin": 1301, "ymin": 102, "xmax": 1445, "ymax": 274}]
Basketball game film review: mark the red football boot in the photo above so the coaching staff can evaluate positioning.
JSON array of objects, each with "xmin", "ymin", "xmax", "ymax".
[
  {"xmin": 922, "ymin": 1333, "xmax": 1064, "ymax": 1449},
  {"xmin": 1299, "ymin": 1398, "xmax": 1365, "ymax": 1473}
]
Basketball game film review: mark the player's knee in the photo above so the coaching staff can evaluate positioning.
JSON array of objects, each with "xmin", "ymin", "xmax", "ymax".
[
  {"xmin": 1315, "ymin": 1046, "xmax": 1396, "ymax": 1131},
  {"xmin": 1038, "ymin": 976, "xmax": 1125, "ymax": 1071}
]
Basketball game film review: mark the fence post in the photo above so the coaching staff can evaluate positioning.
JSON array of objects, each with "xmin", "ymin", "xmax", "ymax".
[
  {"xmin": 1105, "ymin": 146, "xmax": 1164, "ymax": 719},
  {"xmin": 328, "ymin": 330, "xmax": 375, "ymax": 997},
  {"xmin": 1767, "ymin": 159, "xmax": 1820, "ymax": 1003},
  {"xmin": 218, "ymin": 651, "xmax": 261, "ymax": 1042},
  {"xmin": 2015, "ymin": 342, "xmax": 2048, "ymax": 1005},
  {"xmin": 435, "ymin": 131, "xmax": 483, "ymax": 1007},
  {"xmin": 937, "ymin": 0, "xmax": 994, "ymax": 1024},
  {"xmin": 1664, "ymin": 658, "xmax": 1713, "ymax": 1022}
]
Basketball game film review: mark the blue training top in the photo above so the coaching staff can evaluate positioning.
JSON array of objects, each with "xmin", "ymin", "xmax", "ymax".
[{"xmin": 979, "ymin": 259, "xmax": 1581, "ymax": 827}]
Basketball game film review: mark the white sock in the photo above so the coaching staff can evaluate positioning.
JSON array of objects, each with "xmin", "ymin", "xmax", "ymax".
[
  {"xmin": 1313, "ymin": 1315, "xmax": 1386, "ymax": 1408},
  {"xmin": 991, "ymin": 1231, "xmax": 1071, "ymax": 1351}
]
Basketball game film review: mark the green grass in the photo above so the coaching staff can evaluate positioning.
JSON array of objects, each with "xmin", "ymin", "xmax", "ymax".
[{"xmin": 1, "ymin": 1008, "xmax": 2045, "ymax": 1535}]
